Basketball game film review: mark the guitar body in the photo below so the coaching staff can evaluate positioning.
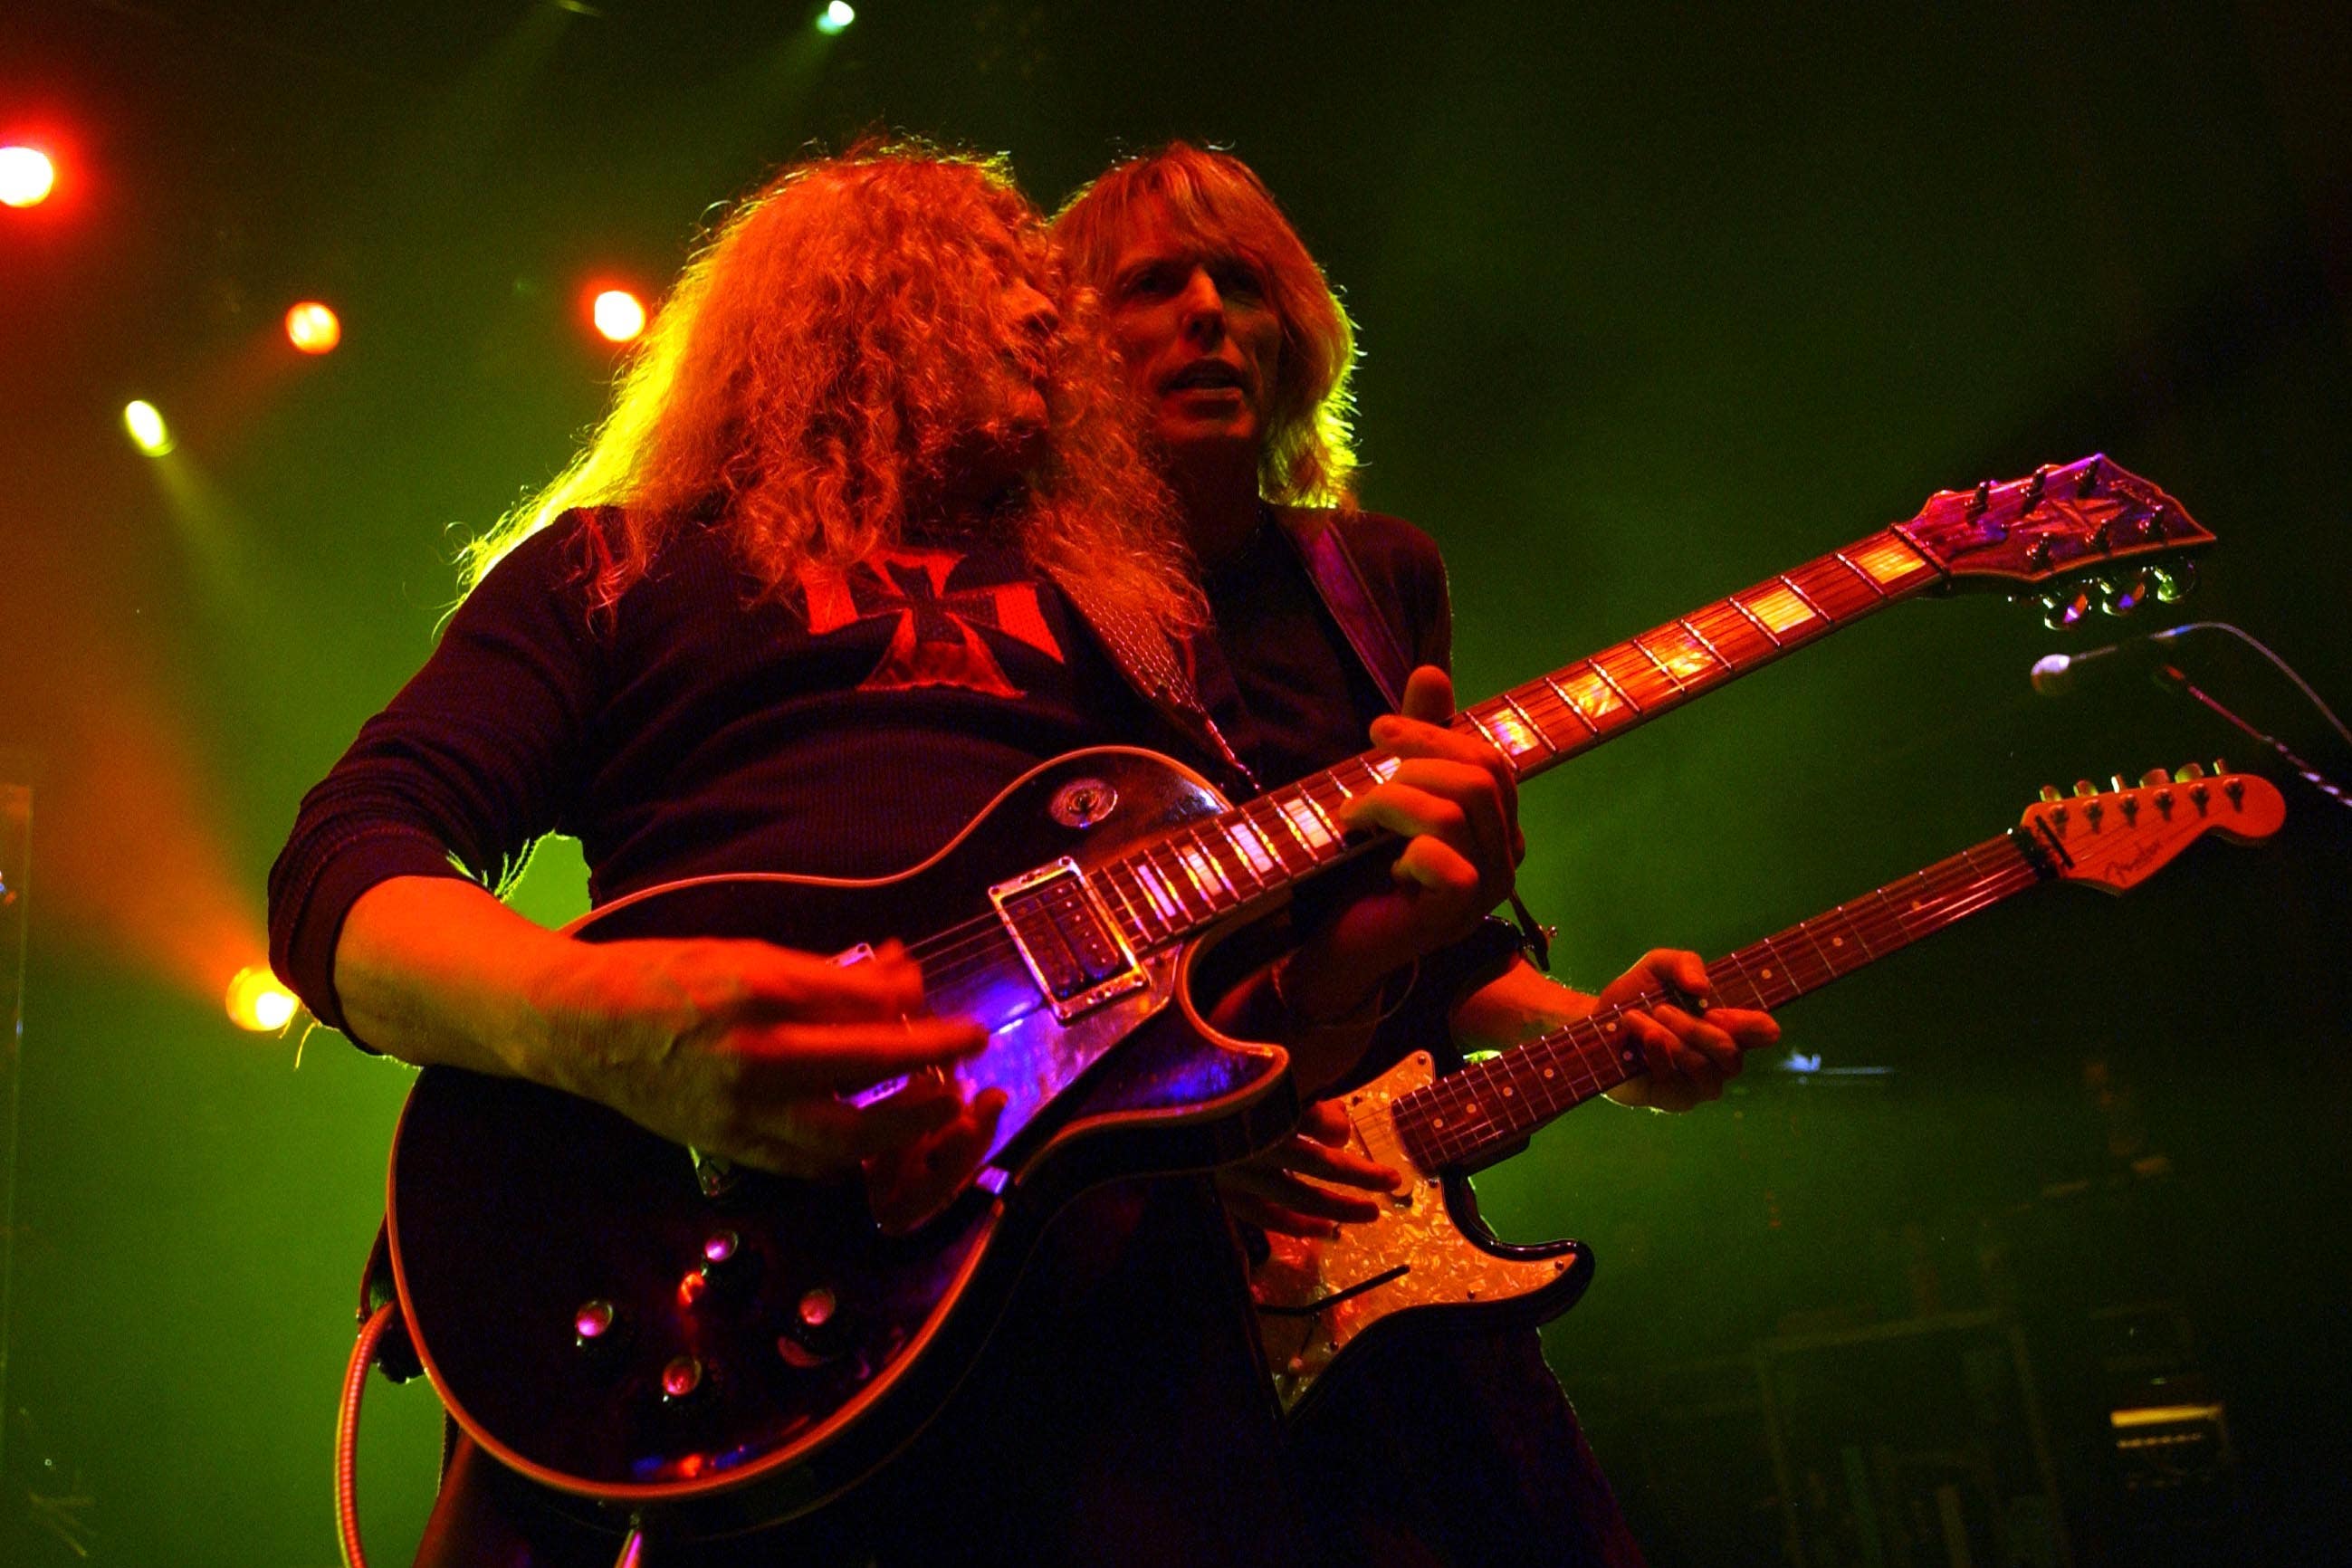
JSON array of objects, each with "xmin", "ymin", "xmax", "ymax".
[
  {"xmin": 1253, "ymin": 1050, "xmax": 1593, "ymax": 1423},
  {"xmin": 387, "ymin": 747, "xmax": 1300, "ymax": 1535}
]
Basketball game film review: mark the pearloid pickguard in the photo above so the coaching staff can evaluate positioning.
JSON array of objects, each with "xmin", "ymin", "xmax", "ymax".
[{"xmin": 1252, "ymin": 1052, "xmax": 1584, "ymax": 1412}]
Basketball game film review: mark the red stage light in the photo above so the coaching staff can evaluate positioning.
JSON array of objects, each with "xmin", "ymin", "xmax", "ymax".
[
  {"xmin": 591, "ymin": 288, "xmax": 647, "ymax": 343},
  {"xmin": 226, "ymin": 964, "xmax": 300, "ymax": 1031},
  {"xmin": 0, "ymin": 145, "xmax": 56, "ymax": 208},
  {"xmin": 285, "ymin": 301, "xmax": 341, "ymax": 354}
]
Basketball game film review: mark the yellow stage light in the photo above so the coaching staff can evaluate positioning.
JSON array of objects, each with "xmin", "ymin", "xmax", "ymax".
[
  {"xmin": 285, "ymin": 301, "xmax": 342, "ymax": 354},
  {"xmin": 592, "ymin": 288, "xmax": 646, "ymax": 343},
  {"xmin": 817, "ymin": 2, "xmax": 856, "ymax": 35},
  {"xmin": 0, "ymin": 146, "xmax": 55, "ymax": 208},
  {"xmin": 123, "ymin": 399, "xmax": 174, "ymax": 456},
  {"xmin": 225, "ymin": 964, "xmax": 300, "ymax": 1032}
]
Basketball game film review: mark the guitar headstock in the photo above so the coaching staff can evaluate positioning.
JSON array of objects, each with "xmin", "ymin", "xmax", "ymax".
[
  {"xmin": 2019, "ymin": 763, "xmax": 2285, "ymax": 894},
  {"xmin": 1898, "ymin": 455, "xmax": 2213, "ymax": 627}
]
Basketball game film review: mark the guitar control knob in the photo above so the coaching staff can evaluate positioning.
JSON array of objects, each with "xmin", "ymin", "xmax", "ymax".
[
  {"xmin": 694, "ymin": 1229, "xmax": 761, "ymax": 1296},
  {"xmin": 573, "ymin": 1300, "xmax": 633, "ymax": 1362},
  {"xmin": 660, "ymin": 1354, "xmax": 706, "ymax": 1402},
  {"xmin": 777, "ymin": 1286, "xmax": 848, "ymax": 1370}
]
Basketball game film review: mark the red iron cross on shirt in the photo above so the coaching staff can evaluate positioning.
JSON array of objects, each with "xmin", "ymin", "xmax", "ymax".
[{"xmin": 798, "ymin": 547, "xmax": 1065, "ymax": 698}]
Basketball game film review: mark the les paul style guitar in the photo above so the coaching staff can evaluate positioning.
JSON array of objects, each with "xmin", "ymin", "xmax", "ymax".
[
  {"xmin": 1254, "ymin": 767, "xmax": 2287, "ymax": 1419},
  {"xmin": 384, "ymin": 455, "xmax": 2210, "ymax": 1535}
]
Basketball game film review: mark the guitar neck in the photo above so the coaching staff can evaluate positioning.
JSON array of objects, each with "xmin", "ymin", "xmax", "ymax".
[
  {"xmin": 1090, "ymin": 530, "xmax": 1946, "ymax": 952},
  {"xmin": 1391, "ymin": 827, "xmax": 2053, "ymax": 1172},
  {"xmin": 1453, "ymin": 528, "xmax": 1942, "ymax": 787}
]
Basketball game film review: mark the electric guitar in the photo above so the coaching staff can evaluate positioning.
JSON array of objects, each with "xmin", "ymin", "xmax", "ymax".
[
  {"xmin": 383, "ymin": 455, "xmax": 2210, "ymax": 1535},
  {"xmin": 1254, "ymin": 767, "xmax": 2286, "ymax": 1420}
]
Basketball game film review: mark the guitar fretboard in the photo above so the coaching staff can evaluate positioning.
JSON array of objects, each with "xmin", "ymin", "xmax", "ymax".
[
  {"xmin": 1390, "ymin": 827, "xmax": 2053, "ymax": 1172},
  {"xmin": 1088, "ymin": 530, "xmax": 1945, "ymax": 953}
]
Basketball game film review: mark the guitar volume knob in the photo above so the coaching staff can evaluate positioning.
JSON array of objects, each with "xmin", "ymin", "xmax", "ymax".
[
  {"xmin": 777, "ymin": 1286, "xmax": 848, "ymax": 1369},
  {"xmin": 695, "ymin": 1229, "xmax": 761, "ymax": 1296},
  {"xmin": 660, "ymin": 1354, "xmax": 707, "ymax": 1402},
  {"xmin": 574, "ymin": 1299, "xmax": 630, "ymax": 1348},
  {"xmin": 572, "ymin": 1299, "xmax": 635, "ymax": 1375}
]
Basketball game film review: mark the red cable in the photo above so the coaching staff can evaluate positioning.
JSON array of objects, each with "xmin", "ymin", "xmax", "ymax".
[{"xmin": 338, "ymin": 1303, "xmax": 397, "ymax": 1568}]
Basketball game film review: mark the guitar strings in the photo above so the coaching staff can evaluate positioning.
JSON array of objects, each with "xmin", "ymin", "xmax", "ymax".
[{"xmin": 874, "ymin": 554, "xmax": 1924, "ymax": 997}]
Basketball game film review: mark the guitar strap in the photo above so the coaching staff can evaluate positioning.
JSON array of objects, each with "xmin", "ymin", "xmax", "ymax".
[
  {"xmin": 1273, "ymin": 505, "xmax": 1555, "ymax": 970},
  {"xmin": 1268, "ymin": 504, "xmax": 1415, "ymax": 711},
  {"xmin": 1047, "ymin": 565, "xmax": 1261, "ymax": 797}
]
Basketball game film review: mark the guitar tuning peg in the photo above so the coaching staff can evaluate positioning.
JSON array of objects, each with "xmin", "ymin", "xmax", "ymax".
[
  {"xmin": 2075, "ymin": 459, "xmax": 2103, "ymax": 498},
  {"xmin": 1966, "ymin": 479, "xmax": 1993, "ymax": 519},
  {"xmin": 2040, "ymin": 784, "xmax": 2064, "ymax": 803},
  {"xmin": 2212, "ymin": 758, "xmax": 2227, "ymax": 776},
  {"xmin": 2041, "ymin": 590, "xmax": 2090, "ymax": 631},
  {"xmin": 2175, "ymin": 762, "xmax": 2206, "ymax": 782},
  {"xmin": 2109, "ymin": 774, "xmax": 2130, "ymax": 793},
  {"xmin": 2022, "ymin": 466, "xmax": 2050, "ymax": 510},
  {"xmin": 2100, "ymin": 572, "xmax": 2149, "ymax": 616},
  {"xmin": 2139, "ymin": 768, "xmax": 2170, "ymax": 788},
  {"xmin": 2073, "ymin": 779, "xmax": 2099, "ymax": 798},
  {"xmin": 2151, "ymin": 560, "xmax": 2196, "ymax": 603}
]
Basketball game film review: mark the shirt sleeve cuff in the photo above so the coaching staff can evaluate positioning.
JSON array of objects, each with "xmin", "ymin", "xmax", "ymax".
[{"xmin": 278, "ymin": 828, "xmax": 474, "ymax": 1046}]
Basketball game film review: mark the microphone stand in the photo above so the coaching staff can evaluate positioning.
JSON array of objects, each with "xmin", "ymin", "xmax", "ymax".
[{"xmin": 2154, "ymin": 663, "xmax": 2352, "ymax": 813}]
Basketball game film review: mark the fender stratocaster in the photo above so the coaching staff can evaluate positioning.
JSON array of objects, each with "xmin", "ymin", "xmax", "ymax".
[{"xmin": 1255, "ymin": 767, "xmax": 2286, "ymax": 1420}]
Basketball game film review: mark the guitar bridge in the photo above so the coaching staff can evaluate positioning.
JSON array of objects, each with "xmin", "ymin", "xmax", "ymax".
[{"xmin": 989, "ymin": 859, "xmax": 1149, "ymax": 1022}]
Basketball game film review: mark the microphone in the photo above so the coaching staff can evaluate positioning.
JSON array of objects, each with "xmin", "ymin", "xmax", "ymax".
[{"xmin": 2029, "ymin": 624, "xmax": 2198, "ymax": 698}]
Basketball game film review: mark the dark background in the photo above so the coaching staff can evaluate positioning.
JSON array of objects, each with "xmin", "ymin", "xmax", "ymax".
[{"xmin": 3, "ymin": 2, "xmax": 2347, "ymax": 1562}]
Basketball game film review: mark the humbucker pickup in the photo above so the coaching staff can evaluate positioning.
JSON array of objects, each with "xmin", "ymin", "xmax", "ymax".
[{"xmin": 989, "ymin": 859, "xmax": 1150, "ymax": 1021}]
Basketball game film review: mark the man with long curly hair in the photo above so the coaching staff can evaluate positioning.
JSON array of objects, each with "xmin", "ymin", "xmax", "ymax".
[
  {"xmin": 1056, "ymin": 143, "xmax": 1783, "ymax": 1566},
  {"xmin": 271, "ymin": 146, "xmax": 1532, "ymax": 1564}
]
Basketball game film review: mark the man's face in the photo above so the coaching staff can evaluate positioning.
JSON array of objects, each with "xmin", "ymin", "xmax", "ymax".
[
  {"xmin": 1100, "ymin": 201, "xmax": 1282, "ymax": 460},
  {"xmin": 942, "ymin": 272, "xmax": 1059, "ymax": 504},
  {"xmin": 985, "ymin": 273, "xmax": 1058, "ymax": 441}
]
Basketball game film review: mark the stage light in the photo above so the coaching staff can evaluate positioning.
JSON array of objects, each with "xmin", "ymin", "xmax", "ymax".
[
  {"xmin": 123, "ymin": 400, "xmax": 174, "ymax": 456},
  {"xmin": 225, "ymin": 964, "xmax": 300, "ymax": 1032},
  {"xmin": 592, "ymin": 288, "xmax": 646, "ymax": 343},
  {"xmin": 0, "ymin": 145, "xmax": 55, "ymax": 207},
  {"xmin": 816, "ymin": 2, "xmax": 855, "ymax": 35},
  {"xmin": 285, "ymin": 301, "xmax": 341, "ymax": 354}
]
